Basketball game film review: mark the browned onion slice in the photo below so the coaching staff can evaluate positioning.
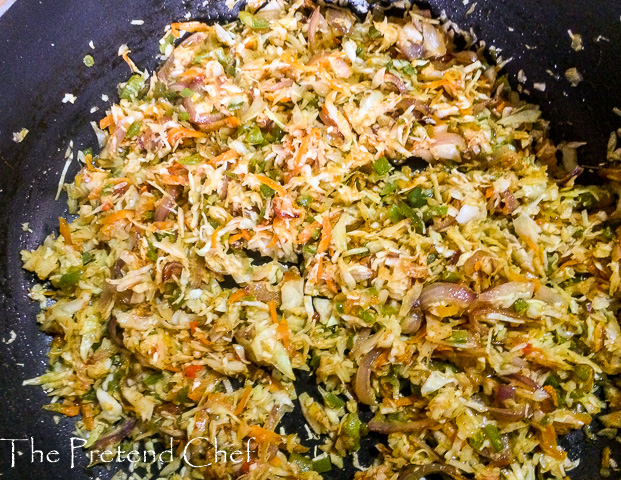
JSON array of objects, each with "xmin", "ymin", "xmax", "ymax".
[
  {"xmin": 419, "ymin": 282, "xmax": 476, "ymax": 312},
  {"xmin": 398, "ymin": 463, "xmax": 468, "ymax": 480},
  {"xmin": 354, "ymin": 347, "xmax": 383, "ymax": 405},
  {"xmin": 154, "ymin": 185, "xmax": 182, "ymax": 222}
]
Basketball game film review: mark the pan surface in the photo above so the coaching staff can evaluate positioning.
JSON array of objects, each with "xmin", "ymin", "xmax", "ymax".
[{"xmin": 0, "ymin": 1, "xmax": 620, "ymax": 479}]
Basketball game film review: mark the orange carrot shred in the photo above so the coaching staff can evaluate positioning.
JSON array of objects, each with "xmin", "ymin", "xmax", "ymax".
[
  {"xmin": 58, "ymin": 217, "xmax": 72, "ymax": 245},
  {"xmin": 170, "ymin": 21, "xmax": 211, "ymax": 38},
  {"xmin": 317, "ymin": 214, "xmax": 332, "ymax": 254},
  {"xmin": 255, "ymin": 175, "xmax": 287, "ymax": 197},
  {"xmin": 234, "ymin": 385, "xmax": 252, "ymax": 416}
]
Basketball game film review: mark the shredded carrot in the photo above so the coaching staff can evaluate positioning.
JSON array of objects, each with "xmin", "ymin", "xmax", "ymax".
[
  {"xmin": 539, "ymin": 425, "xmax": 567, "ymax": 461},
  {"xmin": 297, "ymin": 220, "xmax": 321, "ymax": 244},
  {"xmin": 246, "ymin": 425, "xmax": 282, "ymax": 444},
  {"xmin": 178, "ymin": 67, "xmax": 205, "ymax": 79},
  {"xmin": 229, "ymin": 233, "xmax": 244, "ymax": 244},
  {"xmin": 99, "ymin": 114, "xmax": 114, "ymax": 130},
  {"xmin": 228, "ymin": 288, "xmax": 248, "ymax": 304},
  {"xmin": 315, "ymin": 257, "xmax": 323, "ymax": 283},
  {"xmin": 543, "ymin": 385, "xmax": 559, "ymax": 407},
  {"xmin": 58, "ymin": 217, "xmax": 72, "ymax": 246},
  {"xmin": 121, "ymin": 49, "xmax": 138, "ymax": 72},
  {"xmin": 189, "ymin": 321, "xmax": 198, "ymax": 334},
  {"xmin": 234, "ymin": 385, "xmax": 253, "ymax": 416},
  {"xmin": 255, "ymin": 175, "xmax": 287, "ymax": 197},
  {"xmin": 317, "ymin": 214, "xmax": 332, "ymax": 254},
  {"xmin": 168, "ymin": 126, "xmax": 205, "ymax": 145},
  {"xmin": 207, "ymin": 149, "xmax": 240, "ymax": 167},
  {"xmin": 268, "ymin": 300, "xmax": 279, "ymax": 324},
  {"xmin": 184, "ymin": 364, "xmax": 203, "ymax": 378},
  {"xmin": 325, "ymin": 278, "xmax": 338, "ymax": 294},
  {"xmin": 267, "ymin": 234, "xmax": 279, "ymax": 248},
  {"xmin": 289, "ymin": 128, "xmax": 320, "ymax": 178},
  {"xmin": 211, "ymin": 226, "xmax": 222, "ymax": 249},
  {"xmin": 202, "ymin": 116, "xmax": 241, "ymax": 133},
  {"xmin": 160, "ymin": 174, "xmax": 189, "ymax": 186},
  {"xmin": 79, "ymin": 402, "xmax": 95, "ymax": 430},
  {"xmin": 60, "ymin": 404, "xmax": 80, "ymax": 417},
  {"xmin": 240, "ymin": 229, "xmax": 251, "ymax": 241},
  {"xmin": 270, "ymin": 300, "xmax": 291, "ymax": 352},
  {"xmin": 170, "ymin": 21, "xmax": 211, "ymax": 38},
  {"xmin": 102, "ymin": 209, "xmax": 134, "ymax": 226}
]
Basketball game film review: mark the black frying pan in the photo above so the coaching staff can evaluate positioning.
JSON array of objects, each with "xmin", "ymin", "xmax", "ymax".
[{"xmin": 0, "ymin": 1, "xmax": 620, "ymax": 479}]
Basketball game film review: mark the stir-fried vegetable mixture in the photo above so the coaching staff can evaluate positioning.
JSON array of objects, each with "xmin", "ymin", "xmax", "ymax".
[{"xmin": 21, "ymin": 1, "xmax": 621, "ymax": 479}]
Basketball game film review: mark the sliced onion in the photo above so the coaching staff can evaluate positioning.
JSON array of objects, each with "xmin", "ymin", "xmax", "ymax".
[
  {"xmin": 108, "ymin": 316, "xmax": 125, "ymax": 348},
  {"xmin": 487, "ymin": 406, "xmax": 527, "ymax": 422},
  {"xmin": 504, "ymin": 374, "xmax": 550, "ymax": 401},
  {"xmin": 385, "ymin": 73, "xmax": 408, "ymax": 94},
  {"xmin": 556, "ymin": 166, "xmax": 584, "ymax": 186},
  {"xmin": 325, "ymin": 8, "xmax": 353, "ymax": 35},
  {"xmin": 477, "ymin": 281, "xmax": 535, "ymax": 306},
  {"xmin": 422, "ymin": 23, "xmax": 447, "ymax": 58},
  {"xmin": 308, "ymin": 7, "xmax": 322, "ymax": 49},
  {"xmin": 354, "ymin": 347, "xmax": 383, "ymax": 405},
  {"xmin": 495, "ymin": 384, "xmax": 516, "ymax": 404},
  {"xmin": 398, "ymin": 24, "xmax": 424, "ymax": 60},
  {"xmin": 262, "ymin": 78, "xmax": 294, "ymax": 92},
  {"xmin": 162, "ymin": 262, "xmax": 183, "ymax": 282},
  {"xmin": 430, "ymin": 132, "xmax": 466, "ymax": 161},
  {"xmin": 246, "ymin": 282, "xmax": 281, "ymax": 303},
  {"xmin": 401, "ymin": 306, "xmax": 423, "ymax": 334},
  {"xmin": 534, "ymin": 285, "xmax": 566, "ymax": 306},
  {"xmin": 469, "ymin": 307, "xmax": 529, "ymax": 325},
  {"xmin": 154, "ymin": 185, "xmax": 182, "ymax": 222},
  {"xmin": 398, "ymin": 463, "xmax": 468, "ymax": 480},
  {"xmin": 183, "ymin": 98, "xmax": 225, "ymax": 125},
  {"xmin": 419, "ymin": 282, "xmax": 476, "ymax": 312},
  {"xmin": 368, "ymin": 416, "xmax": 436, "ymax": 434},
  {"xmin": 91, "ymin": 418, "xmax": 137, "ymax": 451}
]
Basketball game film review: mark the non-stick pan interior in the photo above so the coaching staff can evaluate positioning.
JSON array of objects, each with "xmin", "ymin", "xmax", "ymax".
[{"xmin": 0, "ymin": 1, "xmax": 620, "ymax": 479}]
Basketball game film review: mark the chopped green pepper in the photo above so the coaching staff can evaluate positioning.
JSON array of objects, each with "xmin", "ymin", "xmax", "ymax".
[
  {"xmin": 296, "ymin": 195, "xmax": 313, "ymax": 207},
  {"xmin": 239, "ymin": 11, "xmax": 269, "ymax": 29},
  {"xmin": 81, "ymin": 252, "xmax": 95, "ymax": 265},
  {"xmin": 342, "ymin": 412, "xmax": 362, "ymax": 440},
  {"xmin": 290, "ymin": 453, "xmax": 312, "ymax": 472},
  {"xmin": 260, "ymin": 184, "xmax": 275, "ymax": 198},
  {"xmin": 147, "ymin": 242, "xmax": 158, "ymax": 262},
  {"xmin": 468, "ymin": 430, "xmax": 485, "ymax": 451},
  {"xmin": 484, "ymin": 424, "xmax": 504, "ymax": 452},
  {"xmin": 357, "ymin": 307, "xmax": 376, "ymax": 324},
  {"xmin": 402, "ymin": 64, "xmax": 416, "ymax": 76},
  {"xmin": 368, "ymin": 24, "xmax": 382, "ymax": 39},
  {"xmin": 246, "ymin": 125, "xmax": 264, "ymax": 145},
  {"xmin": 407, "ymin": 187, "xmax": 433, "ymax": 208},
  {"xmin": 372, "ymin": 156, "xmax": 392, "ymax": 176},
  {"xmin": 178, "ymin": 111, "xmax": 190, "ymax": 122},
  {"xmin": 398, "ymin": 202, "xmax": 424, "ymax": 233},
  {"xmin": 119, "ymin": 75, "xmax": 145, "ymax": 100},
  {"xmin": 180, "ymin": 88, "xmax": 194, "ymax": 98},
  {"xmin": 324, "ymin": 393, "xmax": 345, "ymax": 409},
  {"xmin": 160, "ymin": 33, "xmax": 175, "ymax": 54},
  {"xmin": 83, "ymin": 55, "xmax": 94, "ymax": 67},
  {"xmin": 312, "ymin": 455, "xmax": 332, "ymax": 473},
  {"xmin": 58, "ymin": 266, "xmax": 83, "ymax": 289},
  {"xmin": 448, "ymin": 330, "xmax": 468, "ymax": 344},
  {"xmin": 388, "ymin": 204, "xmax": 404, "ymax": 223},
  {"xmin": 380, "ymin": 181, "xmax": 398, "ymax": 196},
  {"xmin": 125, "ymin": 121, "xmax": 142, "ymax": 139},
  {"xmin": 178, "ymin": 153, "xmax": 203, "ymax": 165},
  {"xmin": 512, "ymin": 298, "xmax": 529, "ymax": 315},
  {"xmin": 144, "ymin": 373, "xmax": 163, "ymax": 385}
]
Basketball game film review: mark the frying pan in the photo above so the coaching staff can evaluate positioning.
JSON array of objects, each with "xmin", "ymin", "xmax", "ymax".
[{"xmin": 0, "ymin": 1, "xmax": 620, "ymax": 479}]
